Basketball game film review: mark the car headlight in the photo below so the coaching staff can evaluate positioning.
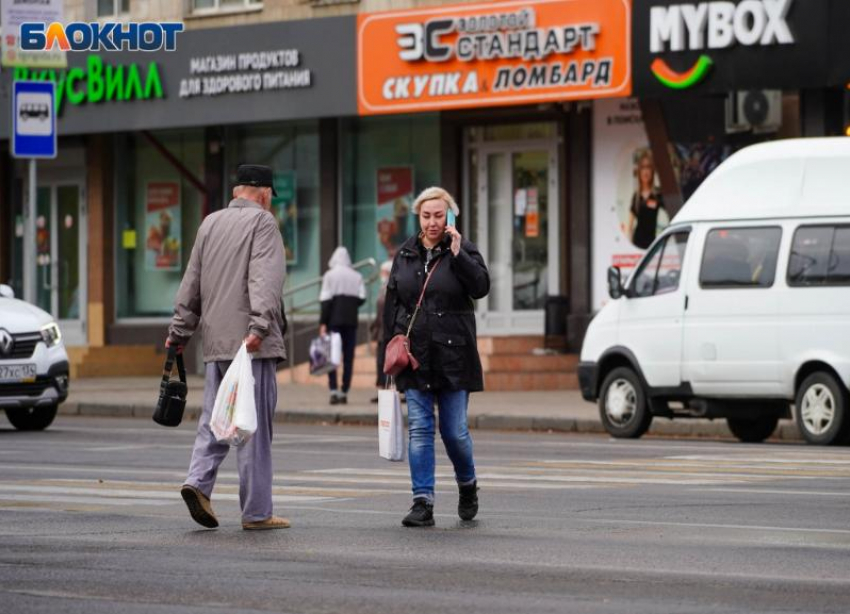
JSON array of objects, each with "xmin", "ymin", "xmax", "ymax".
[{"xmin": 41, "ymin": 322, "xmax": 62, "ymax": 347}]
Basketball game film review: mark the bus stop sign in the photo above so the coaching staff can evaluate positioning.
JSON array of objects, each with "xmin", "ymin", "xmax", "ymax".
[{"xmin": 12, "ymin": 81, "xmax": 57, "ymax": 159}]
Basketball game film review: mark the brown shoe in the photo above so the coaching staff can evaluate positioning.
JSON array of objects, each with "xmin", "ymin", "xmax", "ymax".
[
  {"xmin": 242, "ymin": 515, "xmax": 291, "ymax": 530},
  {"xmin": 180, "ymin": 485, "xmax": 219, "ymax": 529}
]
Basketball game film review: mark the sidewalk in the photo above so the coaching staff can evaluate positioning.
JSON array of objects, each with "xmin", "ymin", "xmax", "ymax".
[{"xmin": 60, "ymin": 374, "xmax": 805, "ymax": 442}]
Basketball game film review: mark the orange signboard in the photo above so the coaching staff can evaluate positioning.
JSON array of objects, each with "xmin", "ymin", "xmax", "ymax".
[{"xmin": 358, "ymin": 0, "xmax": 631, "ymax": 115}]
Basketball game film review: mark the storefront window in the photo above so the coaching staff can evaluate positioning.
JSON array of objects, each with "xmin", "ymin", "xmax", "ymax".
[
  {"xmin": 341, "ymin": 114, "xmax": 441, "ymax": 303},
  {"xmin": 226, "ymin": 121, "xmax": 320, "ymax": 311},
  {"xmin": 115, "ymin": 129, "xmax": 205, "ymax": 318}
]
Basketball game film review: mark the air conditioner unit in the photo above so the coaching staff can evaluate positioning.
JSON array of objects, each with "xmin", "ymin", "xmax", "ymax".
[{"xmin": 725, "ymin": 90, "xmax": 782, "ymax": 134}]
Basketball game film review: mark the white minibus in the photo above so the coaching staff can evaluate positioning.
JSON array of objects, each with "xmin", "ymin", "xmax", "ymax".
[{"xmin": 579, "ymin": 138, "xmax": 850, "ymax": 445}]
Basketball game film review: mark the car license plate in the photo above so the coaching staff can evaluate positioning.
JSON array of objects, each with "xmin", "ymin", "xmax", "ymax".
[{"xmin": 0, "ymin": 364, "xmax": 37, "ymax": 383}]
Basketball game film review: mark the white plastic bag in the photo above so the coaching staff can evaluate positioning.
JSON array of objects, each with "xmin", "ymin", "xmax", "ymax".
[
  {"xmin": 210, "ymin": 342, "xmax": 257, "ymax": 447},
  {"xmin": 309, "ymin": 335, "xmax": 335, "ymax": 376},
  {"xmin": 308, "ymin": 333, "xmax": 342, "ymax": 376},
  {"xmin": 378, "ymin": 387, "xmax": 404, "ymax": 461},
  {"xmin": 329, "ymin": 332, "xmax": 342, "ymax": 369}
]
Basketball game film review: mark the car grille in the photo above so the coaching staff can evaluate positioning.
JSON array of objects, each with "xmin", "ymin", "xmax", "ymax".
[
  {"xmin": 5, "ymin": 333, "xmax": 42, "ymax": 359},
  {"xmin": 0, "ymin": 378, "xmax": 51, "ymax": 397}
]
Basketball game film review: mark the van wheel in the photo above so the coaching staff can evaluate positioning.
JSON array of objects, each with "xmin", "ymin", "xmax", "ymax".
[
  {"xmin": 726, "ymin": 415, "xmax": 779, "ymax": 443},
  {"xmin": 599, "ymin": 367, "xmax": 652, "ymax": 439},
  {"xmin": 5, "ymin": 404, "xmax": 58, "ymax": 431},
  {"xmin": 796, "ymin": 372, "xmax": 848, "ymax": 446}
]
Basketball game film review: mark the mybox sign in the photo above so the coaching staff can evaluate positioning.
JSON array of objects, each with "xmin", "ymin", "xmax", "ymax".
[
  {"xmin": 358, "ymin": 0, "xmax": 632, "ymax": 115},
  {"xmin": 633, "ymin": 0, "xmax": 832, "ymax": 95}
]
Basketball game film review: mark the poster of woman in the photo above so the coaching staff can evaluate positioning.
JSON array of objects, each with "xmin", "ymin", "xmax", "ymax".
[
  {"xmin": 625, "ymin": 149, "xmax": 668, "ymax": 250},
  {"xmin": 592, "ymin": 99, "xmax": 670, "ymax": 309}
]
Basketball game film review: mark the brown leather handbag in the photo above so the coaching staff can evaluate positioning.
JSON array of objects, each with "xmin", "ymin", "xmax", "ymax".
[{"xmin": 384, "ymin": 258, "xmax": 442, "ymax": 377}]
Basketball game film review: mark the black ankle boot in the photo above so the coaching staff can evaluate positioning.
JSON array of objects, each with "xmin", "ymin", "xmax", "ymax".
[
  {"xmin": 402, "ymin": 498, "xmax": 434, "ymax": 527},
  {"xmin": 458, "ymin": 481, "xmax": 479, "ymax": 521}
]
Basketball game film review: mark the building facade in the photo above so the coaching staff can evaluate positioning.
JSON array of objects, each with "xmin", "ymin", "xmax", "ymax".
[{"xmin": 1, "ymin": 0, "xmax": 848, "ymax": 382}]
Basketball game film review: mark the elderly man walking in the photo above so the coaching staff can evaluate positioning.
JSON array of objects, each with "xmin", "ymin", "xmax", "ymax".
[{"xmin": 167, "ymin": 164, "xmax": 289, "ymax": 531}]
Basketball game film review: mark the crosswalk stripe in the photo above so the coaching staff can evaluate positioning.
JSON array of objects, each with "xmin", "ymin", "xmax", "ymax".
[
  {"xmin": 0, "ymin": 464, "xmax": 187, "ymax": 478},
  {"xmin": 27, "ymin": 426, "xmax": 373, "ymax": 443},
  {"xmin": 2, "ymin": 448, "xmax": 849, "ymax": 514},
  {"xmin": 588, "ymin": 517, "xmax": 850, "ymax": 537},
  {"xmin": 669, "ymin": 454, "xmax": 850, "ymax": 465},
  {"xmin": 699, "ymin": 488, "xmax": 850, "ymax": 497},
  {"xmin": 0, "ymin": 485, "xmax": 338, "ymax": 504},
  {"xmin": 40, "ymin": 478, "xmax": 398, "ymax": 497},
  {"xmin": 307, "ymin": 467, "xmax": 747, "ymax": 486},
  {"xmin": 524, "ymin": 462, "xmax": 850, "ymax": 480},
  {"xmin": 85, "ymin": 444, "xmax": 189, "ymax": 452},
  {"xmin": 0, "ymin": 494, "xmax": 173, "ymax": 507},
  {"xmin": 290, "ymin": 474, "xmax": 605, "ymax": 490}
]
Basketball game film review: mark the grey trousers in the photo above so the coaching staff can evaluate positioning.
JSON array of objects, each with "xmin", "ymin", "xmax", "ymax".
[{"xmin": 184, "ymin": 358, "xmax": 278, "ymax": 522}]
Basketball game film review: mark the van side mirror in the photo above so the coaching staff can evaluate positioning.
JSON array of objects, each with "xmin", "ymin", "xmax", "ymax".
[
  {"xmin": 0, "ymin": 284, "xmax": 14, "ymax": 299},
  {"xmin": 607, "ymin": 266, "xmax": 625, "ymax": 300}
]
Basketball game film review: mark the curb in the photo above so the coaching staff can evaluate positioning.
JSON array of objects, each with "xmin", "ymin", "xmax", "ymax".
[{"xmin": 59, "ymin": 402, "xmax": 805, "ymax": 442}]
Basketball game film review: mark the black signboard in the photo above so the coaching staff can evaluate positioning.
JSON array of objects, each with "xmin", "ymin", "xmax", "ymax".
[
  {"xmin": 632, "ymin": 0, "xmax": 841, "ymax": 97},
  {"xmin": 0, "ymin": 16, "xmax": 357, "ymax": 138}
]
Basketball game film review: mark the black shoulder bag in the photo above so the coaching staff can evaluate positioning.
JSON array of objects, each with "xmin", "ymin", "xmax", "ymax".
[{"xmin": 153, "ymin": 346, "xmax": 187, "ymax": 427}]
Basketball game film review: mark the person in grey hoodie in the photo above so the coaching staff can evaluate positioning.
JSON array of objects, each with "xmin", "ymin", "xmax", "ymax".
[
  {"xmin": 319, "ymin": 246, "xmax": 366, "ymax": 404},
  {"xmin": 166, "ymin": 164, "xmax": 289, "ymax": 532}
]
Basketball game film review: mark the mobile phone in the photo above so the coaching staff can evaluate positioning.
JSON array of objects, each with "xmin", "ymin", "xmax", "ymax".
[{"xmin": 446, "ymin": 210, "xmax": 456, "ymax": 227}]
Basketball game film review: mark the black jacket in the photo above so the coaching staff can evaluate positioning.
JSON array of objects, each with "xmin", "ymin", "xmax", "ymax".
[
  {"xmin": 383, "ymin": 234, "xmax": 490, "ymax": 392},
  {"xmin": 320, "ymin": 295, "xmax": 364, "ymax": 328}
]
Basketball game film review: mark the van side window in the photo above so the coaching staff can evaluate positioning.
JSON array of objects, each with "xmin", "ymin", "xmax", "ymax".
[
  {"xmin": 788, "ymin": 225, "xmax": 850, "ymax": 286},
  {"xmin": 631, "ymin": 232, "xmax": 689, "ymax": 298},
  {"xmin": 788, "ymin": 227, "xmax": 832, "ymax": 285},
  {"xmin": 831, "ymin": 228, "xmax": 850, "ymax": 284},
  {"xmin": 700, "ymin": 227, "xmax": 782, "ymax": 289}
]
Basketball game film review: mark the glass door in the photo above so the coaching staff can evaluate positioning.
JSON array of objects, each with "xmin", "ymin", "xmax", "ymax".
[
  {"xmin": 32, "ymin": 183, "xmax": 87, "ymax": 346},
  {"xmin": 473, "ymin": 144, "xmax": 559, "ymax": 335}
]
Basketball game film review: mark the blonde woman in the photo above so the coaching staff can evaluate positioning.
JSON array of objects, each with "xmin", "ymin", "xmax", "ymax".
[
  {"xmin": 628, "ymin": 150, "xmax": 667, "ymax": 250},
  {"xmin": 383, "ymin": 187, "xmax": 490, "ymax": 527}
]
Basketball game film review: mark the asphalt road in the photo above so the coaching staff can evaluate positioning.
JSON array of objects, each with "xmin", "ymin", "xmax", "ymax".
[{"xmin": 1, "ymin": 416, "xmax": 849, "ymax": 614}]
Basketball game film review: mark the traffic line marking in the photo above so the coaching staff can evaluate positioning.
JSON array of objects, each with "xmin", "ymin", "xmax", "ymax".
[
  {"xmin": 0, "ymin": 484, "xmax": 337, "ymax": 504},
  {"xmin": 587, "ymin": 517, "xmax": 850, "ymax": 537},
  {"xmin": 307, "ymin": 467, "xmax": 746, "ymax": 486},
  {"xmin": 699, "ymin": 487, "xmax": 850, "ymax": 497}
]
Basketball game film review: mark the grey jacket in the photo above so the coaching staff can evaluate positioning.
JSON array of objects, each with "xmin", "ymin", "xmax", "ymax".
[{"xmin": 168, "ymin": 198, "xmax": 287, "ymax": 362}]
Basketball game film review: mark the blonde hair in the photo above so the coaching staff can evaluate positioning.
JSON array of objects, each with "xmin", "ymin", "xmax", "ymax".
[{"xmin": 411, "ymin": 186, "xmax": 460, "ymax": 217}]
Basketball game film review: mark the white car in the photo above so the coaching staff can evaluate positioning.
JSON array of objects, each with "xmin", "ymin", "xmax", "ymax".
[
  {"xmin": 579, "ymin": 138, "xmax": 850, "ymax": 446},
  {"xmin": 0, "ymin": 284, "xmax": 69, "ymax": 430}
]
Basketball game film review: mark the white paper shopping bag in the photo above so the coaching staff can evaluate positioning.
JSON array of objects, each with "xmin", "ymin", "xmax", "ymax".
[
  {"xmin": 378, "ymin": 388, "xmax": 404, "ymax": 461},
  {"xmin": 329, "ymin": 332, "xmax": 342, "ymax": 369}
]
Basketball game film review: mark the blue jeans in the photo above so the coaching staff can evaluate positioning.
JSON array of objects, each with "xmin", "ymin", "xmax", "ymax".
[{"xmin": 406, "ymin": 389, "xmax": 476, "ymax": 503}]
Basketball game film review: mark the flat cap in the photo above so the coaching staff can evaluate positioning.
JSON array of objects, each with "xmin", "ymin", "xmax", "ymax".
[{"xmin": 235, "ymin": 164, "xmax": 277, "ymax": 196}]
